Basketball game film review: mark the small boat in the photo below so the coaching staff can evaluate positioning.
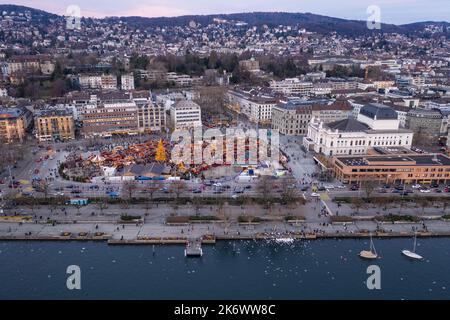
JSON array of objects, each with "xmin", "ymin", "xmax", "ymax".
[
  {"xmin": 402, "ymin": 232, "xmax": 423, "ymax": 260},
  {"xmin": 274, "ymin": 238, "xmax": 294, "ymax": 244},
  {"xmin": 359, "ymin": 234, "xmax": 378, "ymax": 259}
]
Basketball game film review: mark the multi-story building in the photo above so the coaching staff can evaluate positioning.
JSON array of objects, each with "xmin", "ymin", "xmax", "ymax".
[
  {"xmin": 271, "ymin": 99, "xmax": 350, "ymax": 135},
  {"xmin": 0, "ymin": 87, "xmax": 7, "ymax": 97},
  {"xmin": 121, "ymin": 74, "xmax": 135, "ymax": 91},
  {"xmin": 169, "ymin": 100, "xmax": 202, "ymax": 129},
  {"xmin": 34, "ymin": 109, "xmax": 75, "ymax": 142},
  {"xmin": 78, "ymin": 92, "xmax": 166, "ymax": 137},
  {"xmin": 269, "ymin": 78, "xmax": 313, "ymax": 96},
  {"xmin": 78, "ymin": 75, "xmax": 102, "ymax": 90},
  {"xmin": 405, "ymin": 108, "xmax": 447, "ymax": 137},
  {"xmin": 227, "ymin": 88, "xmax": 278, "ymax": 124},
  {"xmin": 303, "ymin": 103, "xmax": 414, "ymax": 156},
  {"xmin": 101, "ymin": 74, "xmax": 118, "ymax": 90},
  {"xmin": 239, "ymin": 58, "xmax": 260, "ymax": 72},
  {"xmin": 332, "ymin": 153, "xmax": 450, "ymax": 185},
  {"xmin": 0, "ymin": 107, "xmax": 33, "ymax": 142},
  {"xmin": 6, "ymin": 55, "xmax": 54, "ymax": 76},
  {"xmin": 133, "ymin": 91, "xmax": 166, "ymax": 132},
  {"xmin": 78, "ymin": 74, "xmax": 117, "ymax": 90},
  {"xmin": 390, "ymin": 105, "xmax": 409, "ymax": 128},
  {"xmin": 81, "ymin": 99, "xmax": 138, "ymax": 137}
]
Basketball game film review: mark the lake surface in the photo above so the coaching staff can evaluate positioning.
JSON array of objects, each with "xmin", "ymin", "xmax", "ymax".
[{"xmin": 0, "ymin": 238, "xmax": 449, "ymax": 299}]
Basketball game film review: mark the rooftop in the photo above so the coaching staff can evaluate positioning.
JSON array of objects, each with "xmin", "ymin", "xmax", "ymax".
[
  {"xmin": 359, "ymin": 103, "xmax": 398, "ymax": 120},
  {"xmin": 325, "ymin": 118, "xmax": 370, "ymax": 132},
  {"xmin": 35, "ymin": 109, "xmax": 73, "ymax": 117},
  {"xmin": 336, "ymin": 154, "xmax": 450, "ymax": 167},
  {"xmin": 0, "ymin": 107, "xmax": 26, "ymax": 120}
]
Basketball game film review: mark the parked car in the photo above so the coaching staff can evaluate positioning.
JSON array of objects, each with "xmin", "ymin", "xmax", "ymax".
[
  {"xmin": 412, "ymin": 184, "xmax": 421, "ymax": 189},
  {"xmin": 160, "ymin": 187, "xmax": 170, "ymax": 194},
  {"xmin": 419, "ymin": 188, "xmax": 431, "ymax": 193},
  {"xmin": 192, "ymin": 188, "xmax": 202, "ymax": 194},
  {"xmin": 234, "ymin": 187, "xmax": 244, "ymax": 194}
]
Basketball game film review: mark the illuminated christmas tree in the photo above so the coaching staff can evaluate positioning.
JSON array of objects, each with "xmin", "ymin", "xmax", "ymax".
[{"xmin": 155, "ymin": 139, "xmax": 167, "ymax": 162}]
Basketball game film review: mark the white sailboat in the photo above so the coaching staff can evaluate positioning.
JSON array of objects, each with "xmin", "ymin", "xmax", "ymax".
[
  {"xmin": 359, "ymin": 234, "xmax": 378, "ymax": 259},
  {"xmin": 402, "ymin": 232, "xmax": 423, "ymax": 260}
]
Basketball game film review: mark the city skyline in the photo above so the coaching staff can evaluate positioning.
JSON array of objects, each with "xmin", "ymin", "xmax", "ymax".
[{"xmin": 1, "ymin": 0, "xmax": 450, "ymax": 24}]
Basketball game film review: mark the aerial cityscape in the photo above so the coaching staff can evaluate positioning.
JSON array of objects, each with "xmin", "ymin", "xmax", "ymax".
[{"xmin": 0, "ymin": 0, "xmax": 450, "ymax": 304}]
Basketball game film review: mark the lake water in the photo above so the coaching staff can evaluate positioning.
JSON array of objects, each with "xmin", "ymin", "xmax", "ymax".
[{"xmin": 0, "ymin": 238, "xmax": 449, "ymax": 299}]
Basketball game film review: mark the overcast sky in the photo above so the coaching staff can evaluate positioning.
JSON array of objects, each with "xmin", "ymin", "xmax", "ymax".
[{"xmin": 2, "ymin": 0, "xmax": 449, "ymax": 24}]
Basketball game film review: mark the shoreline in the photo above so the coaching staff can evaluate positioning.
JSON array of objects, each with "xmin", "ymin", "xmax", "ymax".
[{"xmin": 1, "ymin": 231, "xmax": 450, "ymax": 244}]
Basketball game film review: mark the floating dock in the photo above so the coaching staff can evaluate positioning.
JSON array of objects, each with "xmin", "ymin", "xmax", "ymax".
[{"xmin": 185, "ymin": 239, "xmax": 203, "ymax": 257}]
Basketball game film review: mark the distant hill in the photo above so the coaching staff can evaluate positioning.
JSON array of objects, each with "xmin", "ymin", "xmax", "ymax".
[
  {"xmin": 0, "ymin": 4, "xmax": 58, "ymax": 22},
  {"xmin": 1, "ymin": 4, "xmax": 449, "ymax": 36},
  {"xmin": 106, "ymin": 12, "xmax": 401, "ymax": 35}
]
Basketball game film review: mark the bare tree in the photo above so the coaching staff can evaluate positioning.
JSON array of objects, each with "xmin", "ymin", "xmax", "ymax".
[
  {"xmin": 351, "ymin": 198, "xmax": 364, "ymax": 215},
  {"xmin": 170, "ymin": 180, "xmax": 187, "ymax": 202},
  {"xmin": 256, "ymin": 176, "xmax": 275, "ymax": 213},
  {"xmin": 417, "ymin": 197, "xmax": 429, "ymax": 217},
  {"xmin": 96, "ymin": 199, "xmax": 108, "ymax": 215},
  {"xmin": 194, "ymin": 86, "xmax": 228, "ymax": 118},
  {"xmin": 361, "ymin": 180, "xmax": 377, "ymax": 199},
  {"xmin": 192, "ymin": 197, "xmax": 203, "ymax": 216},
  {"xmin": 39, "ymin": 180, "xmax": 50, "ymax": 198},
  {"xmin": 122, "ymin": 180, "xmax": 138, "ymax": 200},
  {"xmin": 280, "ymin": 177, "xmax": 298, "ymax": 207},
  {"xmin": 145, "ymin": 180, "xmax": 163, "ymax": 202}
]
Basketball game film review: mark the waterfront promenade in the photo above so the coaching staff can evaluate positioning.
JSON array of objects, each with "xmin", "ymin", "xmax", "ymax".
[{"xmin": 2, "ymin": 217, "xmax": 450, "ymax": 243}]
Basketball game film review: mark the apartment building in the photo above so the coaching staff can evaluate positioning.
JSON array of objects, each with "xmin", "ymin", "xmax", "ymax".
[
  {"xmin": 0, "ymin": 87, "xmax": 7, "ymax": 97},
  {"xmin": 78, "ymin": 74, "xmax": 118, "ymax": 90},
  {"xmin": 269, "ymin": 78, "xmax": 313, "ymax": 96},
  {"xmin": 0, "ymin": 107, "xmax": 33, "ymax": 142},
  {"xmin": 121, "ymin": 74, "xmax": 135, "ymax": 91},
  {"xmin": 239, "ymin": 58, "xmax": 260, "ymax": 72},
  {"xmin": 6, "ymin": 55, "xmax": 55, "ymax": 76},
  {"xmin": 34, "ymin": 109, "xmax": 75, "ymax": 142},
  {"xmin": 101, "ymin": 74, "xmax": 118, "ymax": 90}
]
